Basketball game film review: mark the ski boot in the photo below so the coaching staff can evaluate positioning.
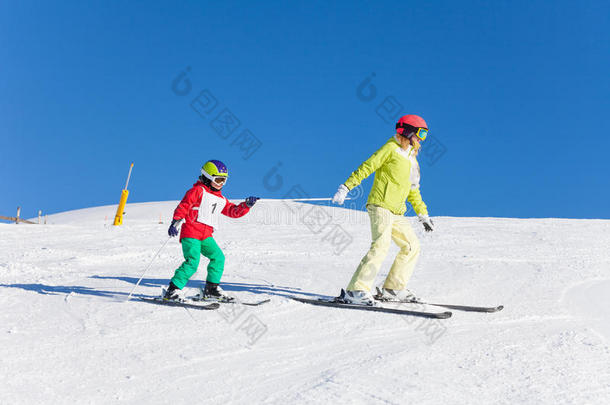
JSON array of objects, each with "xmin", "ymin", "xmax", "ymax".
[
  {"xmin": 197, "ymin": 282, "xmax": 234, "ymax": 303},
  {"xmin": 337, "ymin": 289, "xmax": 377, "ymax": 306},
  {"xmin": 374, "ymin": 286, "xmax": 420, "ymax": 303},
  {"xmin": 162, "ymin": 282, "xmax": 184, "ymax": 301}
]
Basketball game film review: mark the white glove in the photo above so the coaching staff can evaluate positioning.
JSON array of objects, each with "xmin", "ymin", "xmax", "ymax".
[
  {"xmin": 331, "ymin": 184, "xmax": 349, "ymax": 205},
  {"xmin": 418, "ymin": 214, "xmax": 434, "ymax": 232}
]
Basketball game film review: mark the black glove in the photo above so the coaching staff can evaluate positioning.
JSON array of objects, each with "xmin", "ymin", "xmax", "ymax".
[
  {"xmin": 168, "ymin": 219, "xmax": 181, "ymax": 237},
  {"xmin": 245, "ymin": 196, "xmax": 259, "ymax": 208}
]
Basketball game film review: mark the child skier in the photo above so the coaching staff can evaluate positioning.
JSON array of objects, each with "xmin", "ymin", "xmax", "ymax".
[
  {"xmin": 164, "ymin": 160, "xmax": 258, "ymax": 301},
  {"xmin": 331, "ymin": 114, "xmax": 434, "ymax": 306}
]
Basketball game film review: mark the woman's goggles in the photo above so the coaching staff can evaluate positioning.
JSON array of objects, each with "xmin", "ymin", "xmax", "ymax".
[
  {"xmin": 398, "ymin": 123, "xmax": 428, "ymax": 141},
  {"xmin": 412, "ymin": 127, "xmax": 428, "ymax": 141}
]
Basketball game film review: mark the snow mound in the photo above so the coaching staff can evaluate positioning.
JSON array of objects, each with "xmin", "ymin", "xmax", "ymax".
[{"xmin": 1, "ymin": 201, "xmax": 609, "ymax": 404}]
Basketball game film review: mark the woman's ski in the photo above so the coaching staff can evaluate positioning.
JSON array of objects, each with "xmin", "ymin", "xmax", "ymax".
[
  {"xmin": 373, "ymin": 287, "xmax": 503, "ymax": 313},
  {"xmin": 290, "ymin": 295, "xmax": 452, "ymax": 319},
  {"xmin": 416, "ymin": 302, "xmax": 503, "ymax": 313}
]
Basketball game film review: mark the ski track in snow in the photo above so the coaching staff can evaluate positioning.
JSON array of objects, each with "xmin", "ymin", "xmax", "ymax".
[{"xmin": 1, "ymin": 201, "xmax": 609, "ymax": 404}]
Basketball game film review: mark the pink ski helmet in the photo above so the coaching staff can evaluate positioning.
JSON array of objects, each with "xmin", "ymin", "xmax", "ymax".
[{"xmin": 396, "ymin": 114, "xmax": 428, "ymax": 135}]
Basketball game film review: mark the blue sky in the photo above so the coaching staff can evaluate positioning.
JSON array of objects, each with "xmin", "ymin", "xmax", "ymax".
[{"xmin": 2, "ymin": 0, "xmax": 609, "ymax": 220}]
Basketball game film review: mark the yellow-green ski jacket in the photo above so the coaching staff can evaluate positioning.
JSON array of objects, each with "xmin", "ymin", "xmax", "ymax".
[{"xmin": 344, "ymin": 136, "xmax": 428, "ymax": 216}]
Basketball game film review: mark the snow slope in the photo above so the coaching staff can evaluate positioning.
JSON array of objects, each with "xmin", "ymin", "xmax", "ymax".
[{"xmin": 1, "ymin": 201, "xmax": 609, "ymax": 404}]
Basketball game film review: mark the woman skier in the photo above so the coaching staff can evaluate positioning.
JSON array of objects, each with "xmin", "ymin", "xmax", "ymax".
[
  {"xmin": 163, "ymin": 160, "xmax": 258, "ymax": 301},
  {"xmin": 331, "ymin": 114, "xmax": 434, "ymax": 306}
]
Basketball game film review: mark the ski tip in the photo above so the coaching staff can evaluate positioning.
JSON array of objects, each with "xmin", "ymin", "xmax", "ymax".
[
  {"xmin": 439, "ymin": 311, "xmax": 453, "ymax": 319},
  {"xmin": 475, "ymin": 305, "xmax": 503, "ymax": 313},
  {"xmin": 241, "ymin": 298, "xmax": 271, "ymax": 306}
]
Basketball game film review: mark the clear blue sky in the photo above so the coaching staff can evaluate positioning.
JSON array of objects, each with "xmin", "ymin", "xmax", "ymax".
[{"xmin": 2, "ymin": 0, "xmax": 609, "ymax": 219}]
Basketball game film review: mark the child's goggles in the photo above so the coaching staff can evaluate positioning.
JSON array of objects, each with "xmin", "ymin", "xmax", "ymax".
[{"xmin": 212, "ymin": 176, "xmax": 227, "ymax": 185}]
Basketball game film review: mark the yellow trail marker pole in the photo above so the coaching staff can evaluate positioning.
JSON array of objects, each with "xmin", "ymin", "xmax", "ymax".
[{"xmin": 113, "ymin": 163, "xmax": 134, "ymax": 226}]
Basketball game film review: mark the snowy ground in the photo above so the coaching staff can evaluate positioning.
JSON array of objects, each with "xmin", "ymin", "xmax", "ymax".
[{"xmin": 1, "ymin": 201, "xmax": 609, "ymax": 404}]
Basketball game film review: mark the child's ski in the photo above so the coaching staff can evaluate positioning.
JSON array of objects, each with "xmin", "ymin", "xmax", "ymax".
[
  {"xmin": 140, "ymin": 297, "xmax": 220, "ymax": 310},
  {"xmin": 190, "ymin": 295, "xmax": 271, "ymax": 307}
]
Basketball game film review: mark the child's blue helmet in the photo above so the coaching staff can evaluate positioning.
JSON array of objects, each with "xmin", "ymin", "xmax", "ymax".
[{"xmin": 200, "ymin": 160, "xmax": 228, "ymax": 185}]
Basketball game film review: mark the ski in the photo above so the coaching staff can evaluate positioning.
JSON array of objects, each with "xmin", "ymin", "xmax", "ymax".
[
  {"xmin": 290, "ymin": 296, "xmax": 452, "ymax": 319},
  {"xmin": 189, "ymin": 296, "xmax": 271, "ymax": 307},
  {"xmin": 140, "ymin": 297, "xmax": 220, "ymax": 310},
  {"xmin": 419, "ymin": 302, "xmax": 503, "ymax": 313},
  {"xmin": 373, "ymin": 288, "xmax": 503, "ymax": 313},
  {"xmin": 375, "ymin": 297, "xmax": 503, "ymax": 313},
  {"xmin": 239, "ymin": 299, "xmax": 271, "ymax": 307}
]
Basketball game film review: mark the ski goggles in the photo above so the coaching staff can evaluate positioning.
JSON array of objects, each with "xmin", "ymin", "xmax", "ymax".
[
  {"xmin": 412, "ymin": 127, "xmax": 428, "ymax": 141},
  {"xmin": 212, "ymin": 176, "xmax": 227, "ymax": 185},
  {"xmin": 398, "ymin": 123, "xmax": 428, "ymax": 141}
]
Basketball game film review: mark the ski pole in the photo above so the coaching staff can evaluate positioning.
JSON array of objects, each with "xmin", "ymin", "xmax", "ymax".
[
  {"xmin": 253, "ymin": 197, "xmax": 353, "ymax": 202},
  {"xmin": 125, "ymin": 219, "xmax": 183, "ymax": 301}
]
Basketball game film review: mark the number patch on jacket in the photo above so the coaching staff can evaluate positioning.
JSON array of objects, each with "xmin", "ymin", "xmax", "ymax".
[{"xmin": 196, "ymin": 188, "xmax": 226, "ymax": 228}]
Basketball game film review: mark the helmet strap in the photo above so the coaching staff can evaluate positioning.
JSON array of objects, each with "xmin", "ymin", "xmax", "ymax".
[{"xmin": 199, "ymin": 175, "xmax": 213, "ymax": 188}]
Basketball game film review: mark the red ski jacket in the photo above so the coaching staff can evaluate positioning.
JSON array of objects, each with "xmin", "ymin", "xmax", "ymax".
[{"xmin": 172, "ymin": 181, "xmax": 250, "ymax": 241}]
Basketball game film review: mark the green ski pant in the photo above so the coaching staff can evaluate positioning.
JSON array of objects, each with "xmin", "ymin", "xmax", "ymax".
[{"xmin": 171, "ymin": 237, "xmax": 225, "ymax": 289}]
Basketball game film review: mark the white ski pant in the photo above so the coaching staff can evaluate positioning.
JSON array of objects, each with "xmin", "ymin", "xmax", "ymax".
[{"xmin": 347, "ymin": 204, "xmax": 421, "ymax": 292}]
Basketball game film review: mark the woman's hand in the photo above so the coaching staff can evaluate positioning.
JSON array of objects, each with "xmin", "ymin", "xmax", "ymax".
[
  {"xmin": 418, "ymin": 215, "xmax": 434, "ymax": 232},
  {"xmin": 332, "ymin": 184, "xmax": 349, "ymax": 205}
]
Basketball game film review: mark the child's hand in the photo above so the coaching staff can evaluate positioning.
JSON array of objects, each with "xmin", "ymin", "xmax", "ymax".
[
  {"xmin": 168, "ymin": 219, "xmax": 182, "ymax": 237},
  {"xmin": 245, "ymin": 197, "xmax": 259, "ymax": 208}
]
